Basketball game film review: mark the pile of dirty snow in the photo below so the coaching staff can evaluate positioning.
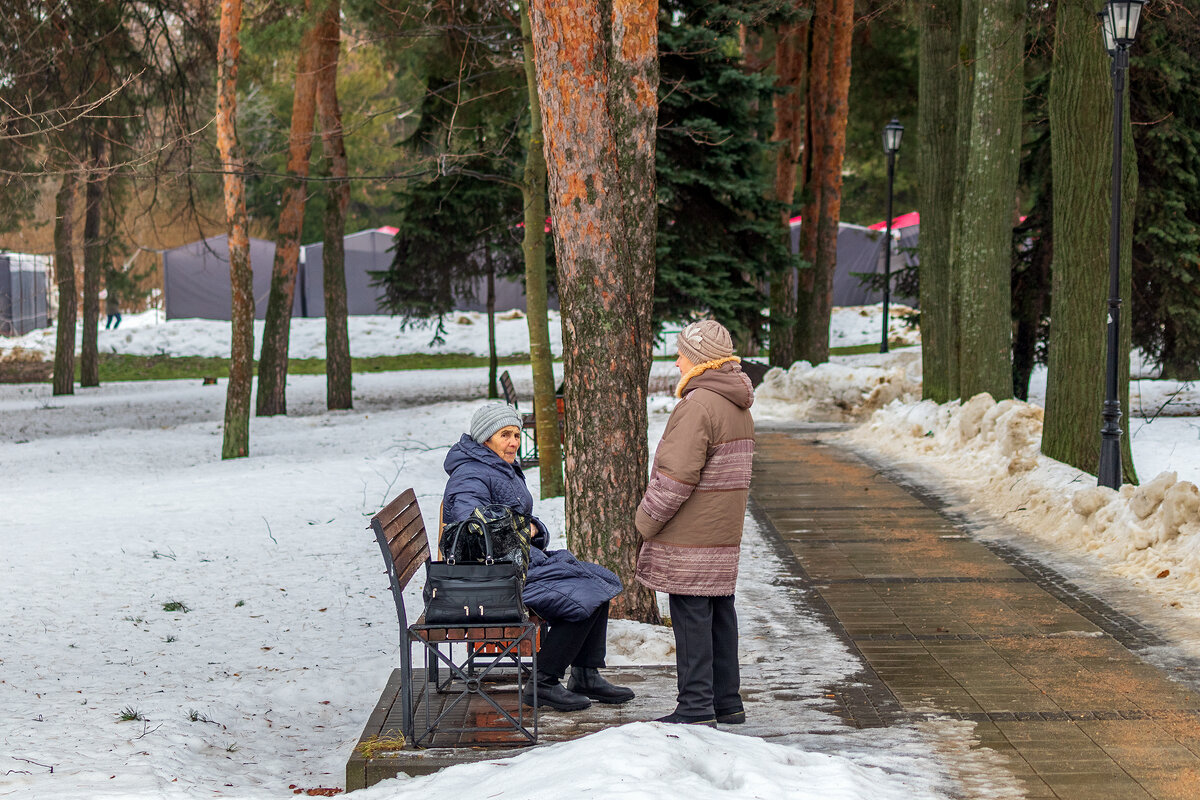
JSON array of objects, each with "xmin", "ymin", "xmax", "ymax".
[
  {"xmin": 352, "ymin": 722, "xmax": 943, "ymax": 800},
  {"xmin": 755, "ymin": 350, "xmax": 922, "ymax": 422}
]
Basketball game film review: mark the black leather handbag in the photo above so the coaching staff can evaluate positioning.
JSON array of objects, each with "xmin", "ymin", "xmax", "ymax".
[
  {"xmin": 439, "ymin": 504, "xmax": 532, "ymax": 582},
  {"xmin": 423, "ymin": 513, "xmax": 527, "ymax": 625}
]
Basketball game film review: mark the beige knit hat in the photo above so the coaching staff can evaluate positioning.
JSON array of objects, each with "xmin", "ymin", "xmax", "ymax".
[{"xmin": 677, "ymin": 320, "xmax": 734, "ymax": 364}]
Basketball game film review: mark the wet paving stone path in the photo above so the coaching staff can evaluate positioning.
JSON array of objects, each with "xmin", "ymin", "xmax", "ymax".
[{"xmin": 752, "ymin": 428, "xmax": 1200, "ymax": 800}]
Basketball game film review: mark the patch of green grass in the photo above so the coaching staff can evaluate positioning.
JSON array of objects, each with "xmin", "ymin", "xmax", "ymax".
[
  {"xmin": 234, "ymin": 599, "xmax": 245, "ymax": 608},
  {"xmin": 829, "ymin": 341, "xmax": 918, "ymax": 356},
  {"xmin": 162, "ymin": 600, "xmax": 190, "ymax": 613},
  {"xmin": 81, "ymin": 352, "xmax": 533, "ymax": 383},
  {"xmin": 117, "ymin": 706, "xmax": 145, "ymax": 722}
]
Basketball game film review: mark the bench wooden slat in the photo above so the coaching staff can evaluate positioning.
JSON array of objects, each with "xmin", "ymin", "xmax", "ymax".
[
  {"xmin": 375, "ymin": 487, "xmax": 417, "ymax": 530},
  {"xmin": 393, "ymin": 540, "xmax": 429, "ymax": 590},
  {"xmin": 386, "ymin": 506, "xmax": 425, "ymax": 560},
  {"xmin": 381, "ymin": 501, "xmax": 423, "ymax": 548}
]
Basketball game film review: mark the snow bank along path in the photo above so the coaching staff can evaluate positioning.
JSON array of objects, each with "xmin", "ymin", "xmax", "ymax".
[{"xmin": 846, "ymin": 393, "xmax": 1200, "ymax": 638}]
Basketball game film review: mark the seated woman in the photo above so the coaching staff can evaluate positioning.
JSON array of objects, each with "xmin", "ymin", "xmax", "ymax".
[{"xmin": 442, "ymin": 402, "xmax": 635, "ymax": 712}]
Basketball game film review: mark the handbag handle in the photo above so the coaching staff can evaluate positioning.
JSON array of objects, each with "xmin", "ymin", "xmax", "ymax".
[
  {"xmin": 443, "ymin": 518, "xmax": 471, "ymax": 566},
  {"xmin": 474, "ymin": 508, "xmax": 497, "ymax": 565},
  {"xmin": 444, "ymin": 510, "xmax": 497, "ymax": 565}
]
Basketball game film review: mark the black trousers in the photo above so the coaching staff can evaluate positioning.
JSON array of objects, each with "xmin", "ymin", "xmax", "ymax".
[
  {"xmin": 669, "ymin": 593, "xmax": 741, "ymax": 717},
  {"xmin": 536, "ymin": 600, "xmax": 610, "ymax": 679}
]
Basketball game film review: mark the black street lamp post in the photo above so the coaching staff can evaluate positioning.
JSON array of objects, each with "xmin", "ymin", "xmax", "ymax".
[
  {"xmin": 880, "ymin": 118, "xmax": 903, "ymax": 354},
  {"xmin": 1097, "ymin": 0, "xmax": 1144, "ymax": 490}
]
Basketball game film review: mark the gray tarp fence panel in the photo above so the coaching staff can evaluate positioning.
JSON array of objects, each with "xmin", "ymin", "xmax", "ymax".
[
  {"xmin": 460, "ymin": 274, "xmax": 558, "ymax": 313},
  {"xmin": 302, "ymin": 228, "xmax": 392, "ymax": 316},
  {"xmin": 163, "ymin": 235, "xmax": 302, "ymax": 320},
  {"xmin": 302, "ymin": 228, "xmax": 557, "ymax": 316},
  {"xmin": 787, "ymin": 221, "xmax": 919, "ymax": 308},
  {"xmin": 0, "ymin": 252, "xmax": 50, "ymax": 336}
]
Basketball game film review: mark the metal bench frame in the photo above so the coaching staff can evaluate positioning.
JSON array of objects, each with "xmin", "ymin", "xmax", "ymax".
[{"xmin": 370, "ymin": 488, "xmax": 538, "ymax": 747}]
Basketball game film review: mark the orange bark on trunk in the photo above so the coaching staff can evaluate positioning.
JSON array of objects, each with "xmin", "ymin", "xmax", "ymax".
[
  {"xmin": 257, "ymin": 3, "xmax": 322, "ymax": 416},
  {"xmin": 527, "ymin": 0, "xmax": 661, "ymax": 622},
  {"xmin": 797, "ymin": 0, "xmax": 852, "ymax": 365}
]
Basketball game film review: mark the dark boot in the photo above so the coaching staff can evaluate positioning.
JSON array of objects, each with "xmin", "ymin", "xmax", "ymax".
[
  {"xmin": 567, "ymin": 667, "xmax": 635, "ymax": 705},
  {"xmin": 523, "ymin": 672, "xmax": 591, "ymax": 712},
  {"xmin": 654, "ymin": 711, "xmax": 716, "ymax": 727},
  {"xmin": 715, "ymin": 707, "xmax": 745, "ymax": 724}
]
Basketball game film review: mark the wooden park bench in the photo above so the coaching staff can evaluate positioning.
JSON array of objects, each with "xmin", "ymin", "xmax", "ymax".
[
  {"xmin": 366, "ymin": 488, "xmax": 541, "ymax": 749},
  {"xmin": 498, "ymin": 370, "xmax": 563, "ymax": 467}
]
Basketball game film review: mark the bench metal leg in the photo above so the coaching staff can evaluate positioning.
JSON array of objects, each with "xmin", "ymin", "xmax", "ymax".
[{"xmin": 407, "ymin": 624, "xmax": 539, "ymax": 747}]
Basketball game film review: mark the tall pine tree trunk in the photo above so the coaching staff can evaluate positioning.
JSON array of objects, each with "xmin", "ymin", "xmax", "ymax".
[
  {"xmin": 956, "ymin": 0, "xmax": 1023, "ymax": 401},
  {"xmin": 519, "ymin": 0, "xmax": 563, "ymax": 498},
  {"xmin": 315, "ymin": 0, "xmax": 352, "ymax": 411},
  {"xmin": 947, "ymin": 0, "xmax": 980, "ymax": 400},
  {"xmin": 812, "ymin": 0, "xmax": 852, "ymax": 363},
  {"xmin": 80, "ymin": 135, "xmax": 105, "ymax": 388},
  {"xmin": 257, "ymin": 3, "xmax": 321, "ymax": 417},
  {"xmin": 796, "ymin": 0, "xmax": 829, "ymax": 363},
  {"xmin": 52, "ymin": 171, "xmax": 78, "ymax": 396},
  {"xmin": 798, "ymin": 0, "xmax": 851, "ymax": 365},
  {"xmin": 527, "ymin": 0, "xmax": 660, "ymax": 623},
  {"xmin": 1043, "ymin": 2, "xmax": 1137, "ymax": 482},
  {"xmin": 917, "ymin": 0, "xmax": 960, "ymax": 403},
  {"xmin": 768, "ymin": 19, "xmax": 807, "ymax": 368},
  {"xmin": 486, "ymin": 248, "xmax": 498, "ymax": 400},
  {"xmin": 218, "ymin": 0, "xmax": 254, "ymax": 460}
]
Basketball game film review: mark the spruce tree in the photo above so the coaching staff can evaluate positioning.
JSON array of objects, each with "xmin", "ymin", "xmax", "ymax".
[
  {"xmin": 655, "ymin": 0, "xmax": 790, "ymax": 349},
  {"xmin": 370, "ymin": 0, "xmax": 536, "ymax": 371}
]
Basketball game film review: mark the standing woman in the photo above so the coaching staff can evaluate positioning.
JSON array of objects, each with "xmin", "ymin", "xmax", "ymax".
[
  {"xmin": 635, "ymin": 320, "xmax": 755, "ymax": 726},
  {"xmin": 443, "ymin": 403, "xmax": 635, "ymax": 712}
]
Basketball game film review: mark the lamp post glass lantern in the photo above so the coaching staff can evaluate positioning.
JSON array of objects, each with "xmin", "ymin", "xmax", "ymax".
[
  {"xmin": 1096, "ymin": 0, "xmax": 1144, "ymax": 490},
  {"xmin": 880, "ymin": 118, "xmax": 903, "ymax": 353},
  {"xmin": 1104, "ymin": 0, "xmax": 1144, "ymax": 45}
]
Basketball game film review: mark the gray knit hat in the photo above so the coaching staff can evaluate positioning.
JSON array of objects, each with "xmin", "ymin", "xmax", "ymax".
[
  {"xmin": 677, "ymin": 319, "xmax": 734, "ymax": 364},
  {"xmin": 470, "ymin": 402, "xmax": 522, "ymax": 444}
]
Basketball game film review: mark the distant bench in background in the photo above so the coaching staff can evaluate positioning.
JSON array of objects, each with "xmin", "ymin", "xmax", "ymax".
[{"xmin": 498, "ymin": 371, "xmax": 563, "ymax": 467}]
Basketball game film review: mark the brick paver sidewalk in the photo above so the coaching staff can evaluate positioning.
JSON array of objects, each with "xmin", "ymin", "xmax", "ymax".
[{"xmin": 753, "ymin": 427, "xmax": 1200, "ymax": 800}]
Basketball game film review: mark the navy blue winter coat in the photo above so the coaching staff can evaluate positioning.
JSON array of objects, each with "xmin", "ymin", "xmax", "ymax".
[{"xmin": 442, "ymin": 434, "xmax": 622, "ymax": 622}]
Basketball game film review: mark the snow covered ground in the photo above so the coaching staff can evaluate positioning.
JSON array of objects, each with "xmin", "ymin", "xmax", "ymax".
[
  {"xmin": 3, "ymin": 305, "xmax": 1198, "ymax": 799},
  {"xmin": 0, "ymin": 309, "xmax": 559, "ymax": 361},
  {"xmin": 0, "ymin": 303, "xmax": 920, "ymax": 362},
  {"xmin": 1, "ymin": 366, "xmax": 1007, "ymax": 799}
]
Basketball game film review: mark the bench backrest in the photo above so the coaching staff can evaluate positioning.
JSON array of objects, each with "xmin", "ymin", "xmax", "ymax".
[
  {"xmin": 370, "ymin": 488, "xmax": 430, "ymax": 627},
  {"xmin": 499, "ymin": 370, "xmax": 519, "ymax": 410}
]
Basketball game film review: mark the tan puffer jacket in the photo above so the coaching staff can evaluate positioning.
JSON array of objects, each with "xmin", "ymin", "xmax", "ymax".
[{"xmin": 636, "ymin": 360, "xmax": 755, "ymax": 547}]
